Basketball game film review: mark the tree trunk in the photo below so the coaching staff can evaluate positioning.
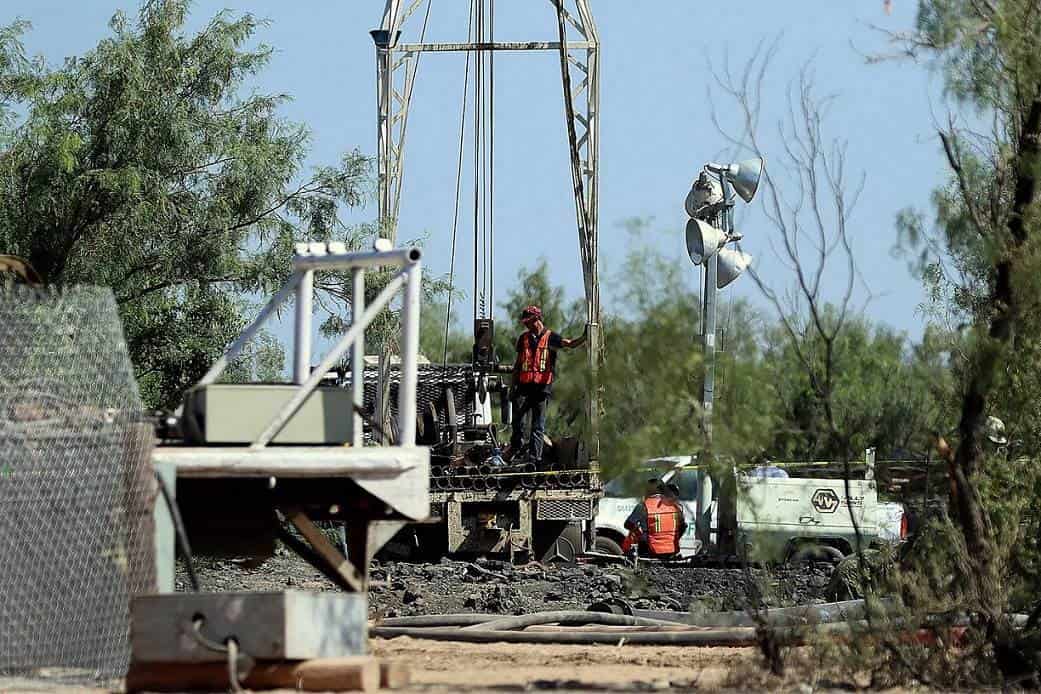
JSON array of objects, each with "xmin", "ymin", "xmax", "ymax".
[{"xmin": 952, "ymin": 91, "xmax": 1041, "ymax": 612}]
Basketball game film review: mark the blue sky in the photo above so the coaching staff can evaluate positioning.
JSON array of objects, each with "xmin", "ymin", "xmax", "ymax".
[{"xmin": 6, "ymin": 1, "xmax": 944, "ymax": 350}]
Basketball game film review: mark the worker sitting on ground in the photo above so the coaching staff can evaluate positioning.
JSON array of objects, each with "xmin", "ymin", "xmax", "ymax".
[
  {"xmin": 508, "ymin": 304, "xmax": 586, "ymax": 463},
  {"xmin": 622, "ymin": 478, "xmax": 687, "ymax": 558}
]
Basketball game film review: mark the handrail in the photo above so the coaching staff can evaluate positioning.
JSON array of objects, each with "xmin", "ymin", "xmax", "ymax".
[{"xmin": 193, "ymin": 240, "xmax": 423, "ymax": 450}]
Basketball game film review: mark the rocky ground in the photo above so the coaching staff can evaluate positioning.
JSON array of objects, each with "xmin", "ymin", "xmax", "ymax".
[{"xmin": 177, "ymin": 548, "xmax": 835, "ymax": 618}]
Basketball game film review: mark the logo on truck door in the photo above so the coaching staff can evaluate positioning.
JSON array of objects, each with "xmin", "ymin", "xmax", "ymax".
[{"xmin": 811, "ymin": 488, "xmax": 840, "ymax": 513}]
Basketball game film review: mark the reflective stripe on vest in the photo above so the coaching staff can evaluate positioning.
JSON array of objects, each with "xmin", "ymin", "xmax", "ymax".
[
  {"xmin": 644, "ymin": 496, "xmax": 680, "ymax": 555},
  {"xmin": 518, "ymin": 331, "xmax": 554, "ymax": 385}
]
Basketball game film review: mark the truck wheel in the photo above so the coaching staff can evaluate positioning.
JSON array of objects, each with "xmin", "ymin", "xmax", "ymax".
[
  {"xmin": 789, "ymin": 544, "xmax": 845, "ymax": 565},
  {"xmin": 594, "ymin": 536, "xmax": 624, "ymax": 556},
  {"xmin": 535, "ymin": 522, "xmax": 582, "ymax": 564}
]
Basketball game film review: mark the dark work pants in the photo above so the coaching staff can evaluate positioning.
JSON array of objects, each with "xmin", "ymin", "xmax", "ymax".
[{"xmin": 510, "ymin": 388, "xmax": 549, "ymax": 461}]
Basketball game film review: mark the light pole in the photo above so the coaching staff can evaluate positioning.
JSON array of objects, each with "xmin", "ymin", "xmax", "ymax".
[
  {"xmin": 684, "ymin": 157, "xmax": 763, "ymax": 442},
  {"xmin": 684, "ymin": 157, "xmax": 763, "ymax": 554}
]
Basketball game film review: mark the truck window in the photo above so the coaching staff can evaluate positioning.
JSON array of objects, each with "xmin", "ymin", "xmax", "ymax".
[{"xmin": 674, "ymin": 470, "xmax": 698, "ymax": 500}]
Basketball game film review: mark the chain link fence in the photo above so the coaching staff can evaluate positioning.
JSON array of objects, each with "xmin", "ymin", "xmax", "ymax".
[{"xmin": 0, "ymin": 286, "xmax": 155, "ymax": 686}]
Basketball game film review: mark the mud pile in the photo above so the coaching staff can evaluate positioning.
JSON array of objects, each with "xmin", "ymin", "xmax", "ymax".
[{"xmin": 178, "ymin": 552, "xmax": 834, "ymax": 618}]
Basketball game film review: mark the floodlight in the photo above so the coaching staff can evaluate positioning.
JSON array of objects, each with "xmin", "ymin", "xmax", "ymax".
[
  {"xmin": 684, "ymin": 171, "xmax": 723, "ymax": 219},
  {"xmin": 716, "ymin": 247, "xmax": 753, "ymax": 288},
  {"xmin": 369, "ymin": 29, "xmax": 402, "ymax": 48},
  {"xmin": 706, "ymin": 157, "xmax": 765, "ymax": 203},
  {"xmin": 685, "ymin": 219, "xmax": 727, "ymax": 265}
]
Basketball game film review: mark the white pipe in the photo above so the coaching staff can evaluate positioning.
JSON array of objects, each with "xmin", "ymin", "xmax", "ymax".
[
  {"xmin": 294, "ymin": 269, "xmax": 313, "ymax": 384},
  {"xmin": 251, "ymin": 272, "xmax": 407, "ymax": 450},
  {"xmin": 351, "ymin": 267, "xmax": 365, "ymax": 448},
  {"xmin": 293, "ymin": 248, "xmax": 421, "ymax": 272},
  {"xmin": 396, "ymin": 260, "xmax": 422, "ymax": 448},
  {"xmin": 198, "ymin": 273, "xmax": 302, "ymax": 386}
]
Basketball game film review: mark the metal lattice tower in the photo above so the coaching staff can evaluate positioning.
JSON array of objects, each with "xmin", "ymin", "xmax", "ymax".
[{"xmin": 371, "ymin": 0, "xmax": 602, "ymax": 455}]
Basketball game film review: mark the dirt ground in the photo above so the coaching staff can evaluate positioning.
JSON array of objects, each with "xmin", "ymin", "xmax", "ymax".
[
  {"xmin": 179, "ymin": 552, "xmax": 837, "ymax": 618},
  {"xmin": 0, "ymin": 644, "xmax": 812, "ymax": 693},
  {"xmin": 372, "ymin": 637, "xmax": 802, "ymax": 692},
  {"xmin": 0, "ymin": 553, "xmax": 843, "ymax": 692},
  {"xmin": 148, "ymin": 550, "xmax": 843, "ymax": 691}
]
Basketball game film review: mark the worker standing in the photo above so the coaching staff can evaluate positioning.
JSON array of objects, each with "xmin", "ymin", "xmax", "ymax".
[
  {"xmin": 623, "ymin": 478, "xmax": 686, "ymax": 558},
  {"xmin": 508, "ymin": 305, "xmax": 586, "ymax": 463}
]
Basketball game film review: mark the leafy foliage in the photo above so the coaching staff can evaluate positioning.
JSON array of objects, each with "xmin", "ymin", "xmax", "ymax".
[
  {"xmin": 0, "ymin": 2, "xmax": 370, "ymax": 408},
  {"xmin": 420, "ymin": 220, "xmax": 944, "ymax": 479}
]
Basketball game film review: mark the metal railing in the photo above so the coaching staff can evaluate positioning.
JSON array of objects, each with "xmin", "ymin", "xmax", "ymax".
[{"xmin": 197, "ymin": 241, "xmax": 422, "ymax": 450}]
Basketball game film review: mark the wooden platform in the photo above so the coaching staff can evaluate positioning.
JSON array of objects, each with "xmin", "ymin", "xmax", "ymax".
[{"xmin": 126, "ymin": 656, "xmax": 410, "ymax": 692}]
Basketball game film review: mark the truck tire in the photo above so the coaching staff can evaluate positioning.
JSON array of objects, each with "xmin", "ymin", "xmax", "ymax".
[
  {"xmin": 534, "ymin": 522, "xmax": 582, "ymax": 564},
  {"xmin": 789, "ymin": 543, "xmax": 845, "ymax": 565},
  {"xmin": 594, "ymin": 536, "xmax": 624, "ymax": 556}
]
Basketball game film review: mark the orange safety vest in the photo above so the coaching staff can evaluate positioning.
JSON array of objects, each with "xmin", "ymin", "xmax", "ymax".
[
  {"xmin": 518, "ymin": 331, "xmax": 554, "ymax": 385},
  {"xmin": 644, "ymin": 496, "xmax": 681, "ymax": 556}
]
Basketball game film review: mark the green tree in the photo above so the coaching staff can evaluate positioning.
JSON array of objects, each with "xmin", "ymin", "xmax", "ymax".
[
  {"xmin": 418, "ymin": 298, "xmax": 471, "ymax": 365},
  {"xmin": 857, "ymin": 0, "xmax": 1041, "ymax": 685},
  {"xmin": 0, "ymin": 2, "xmax": 369, "ymax": 408},
  {"xmin": 594, "ymin": 219, "xmax": 776, "ymax": 478},
  {"xmin": 763, "ymin": 313, "xmax": 951, "ymax": 460}
]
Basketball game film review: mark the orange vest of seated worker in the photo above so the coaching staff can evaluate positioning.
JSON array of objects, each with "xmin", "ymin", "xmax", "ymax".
[{"xmin": 623, "ymin": 486, "xmax": 685, "ymax": 556}]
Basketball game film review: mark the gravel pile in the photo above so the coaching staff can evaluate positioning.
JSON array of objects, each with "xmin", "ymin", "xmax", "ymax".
[{"xmin": 177, "ymin": 550, "xmax": 834, "ymax": 618}]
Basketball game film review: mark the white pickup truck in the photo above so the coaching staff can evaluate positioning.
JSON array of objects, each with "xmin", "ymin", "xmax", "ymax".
[{"xmin": 596, "ymin": 453, "xmax": 906, "ymax": 563}]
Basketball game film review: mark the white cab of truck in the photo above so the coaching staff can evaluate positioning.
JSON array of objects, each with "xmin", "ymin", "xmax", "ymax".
[
  {"xmin": 596, "ymin": 451, "xmax": 906, "ymax": 562},
  {"xmin": 596, "ymin": 456, "xmax": 702, "ymax": 557}
]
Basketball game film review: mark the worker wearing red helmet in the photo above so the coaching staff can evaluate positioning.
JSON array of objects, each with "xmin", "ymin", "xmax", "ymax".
[{"xmin": 508, "ymin": 305, "xmax": 587, "ymax": 463}]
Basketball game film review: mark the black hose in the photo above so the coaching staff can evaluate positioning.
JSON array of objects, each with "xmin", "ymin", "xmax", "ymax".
[
  {"xmin": 371, "ymin": 618, "xmax": 960, "ymax": 647},
  {"xmin": 461, "ymin": 611, "xmax": 685, "ymax": 631},
  {"xmin": 155, "ymin": 469, "xmax": 199, "ymax": 592},
  {"xmin": 627, "ymin": 599, "xmax": 899, "ymax": 628},
  {"xmin": 380, "ymin": 614, "xmax": 501, "ymax": 627},
  {"xmin": 371, "ymin": 625, "xmax": 769, "ymax": 646}
]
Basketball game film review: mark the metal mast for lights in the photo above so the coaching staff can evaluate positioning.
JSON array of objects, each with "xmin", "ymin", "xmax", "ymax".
[{"xmin": 683, "ymin": 157, "xmax": 763, "ymax": 442}]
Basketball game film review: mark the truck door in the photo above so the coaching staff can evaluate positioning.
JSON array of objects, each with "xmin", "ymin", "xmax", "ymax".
[
  {"xmin": 736, "ymin": 477, "xmax": 877, "ymax": 562},
  {"xmin": 673, "ymin": 469, "xmax": 700, "ymax": 555}
]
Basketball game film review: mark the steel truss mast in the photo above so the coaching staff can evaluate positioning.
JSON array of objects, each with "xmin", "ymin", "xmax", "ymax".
[{"xmin": 371, "ymin": 0, "xmax": 602, "ymax": 454}]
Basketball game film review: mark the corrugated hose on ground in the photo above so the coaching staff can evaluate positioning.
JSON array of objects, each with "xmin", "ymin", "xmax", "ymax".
[{"xmin": 371, "ymin": 604, "xmax": 1029, "ymax": 647}]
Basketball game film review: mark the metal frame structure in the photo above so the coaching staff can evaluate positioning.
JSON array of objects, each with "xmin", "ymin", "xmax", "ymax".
[
  {"xmin": 197, "ymin": 242, "xmax": 423, "ymax": 449},
  {"xmin": 371, "ymin": 0, "xmax": 602, "ymax": 454},
  {"xmin": 157, "ymin": 242, "xmax": 429, "ymax": 599}
]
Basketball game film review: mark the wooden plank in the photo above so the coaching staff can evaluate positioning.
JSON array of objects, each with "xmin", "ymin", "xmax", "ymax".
[
  {"xmin": 283, "ymin": 507, "xmax": 366, "ymax": 592},
  {"xmin": 126, "ymin": 656, "xmax": 379, "ymax": 692}
]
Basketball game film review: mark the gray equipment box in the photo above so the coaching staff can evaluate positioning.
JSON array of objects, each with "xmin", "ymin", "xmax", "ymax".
[
  {"xmin": 181, "ymin": 384, "xmax": 353, "ymax": 445},
  {"xmin": 131, "ymin": 592, "xmax": 368, "ymax": 662}
]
